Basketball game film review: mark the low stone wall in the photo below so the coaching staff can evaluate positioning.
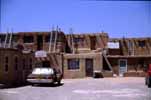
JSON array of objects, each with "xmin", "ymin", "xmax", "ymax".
[
  {"xmin": 123, "ymin": 71, "xmax": 146, "ymax": 77},
  {"xmin": 102, "ymin": 71, "xmax": 113, "ymax": 77}
]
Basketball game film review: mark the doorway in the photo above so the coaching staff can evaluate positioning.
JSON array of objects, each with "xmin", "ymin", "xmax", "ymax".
[
  {"xmin": 119, "ymin": 59, "xmax": 127, "ymax": 76},
  {"xmin": 42, "ymin": 61, "xmax": 50, "ymax": 67},
  {"xmin": 37, "ymin": 35, "xmax": 43, "ymax": 50},
  {"xmin": 85, "ymin": 59, "xmax": 93, "ymax": 77},
  {"xmin": 90, "ymin": 37, "xmax": 96, "ymax": 50}
]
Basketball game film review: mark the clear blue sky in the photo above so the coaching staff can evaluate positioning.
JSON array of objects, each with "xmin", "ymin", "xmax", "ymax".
[{"xmin": 1, "ymin": 0, "xmax": 151, "ymax": 38}]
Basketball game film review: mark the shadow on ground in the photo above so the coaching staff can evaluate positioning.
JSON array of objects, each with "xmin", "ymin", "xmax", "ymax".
[
  {"xmin": 0, "ymin": 84, "xmax": 29, "ymax": 89},
  {"xmin": 0, "ymin": 83, "xmax": 64, "ymax": 89},
  {"xmin": 32, "ymin": 83, "xmax": 64, "ymax": 87}
]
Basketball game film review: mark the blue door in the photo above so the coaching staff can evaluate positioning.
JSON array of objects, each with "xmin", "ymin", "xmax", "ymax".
[{"xmin": 119, "ymin": 59, "xmax": 127, "ymax": 76}]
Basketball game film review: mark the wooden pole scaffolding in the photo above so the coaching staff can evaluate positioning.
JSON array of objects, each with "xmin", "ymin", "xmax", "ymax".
[
  {"xmin": 48, "ymin": 26, "xmax": 54, "ymax": 53},
  {"xmin": 96, "ymin": 33, "xmax": 102, "ymax": 48},
  {"xmin": 4, "ymin": 29, "xmax": 9, "ymax": 48},
  {"xmin": 0, "ymin": 38, "xmax": 1, "ymax": 47},
  {"xmin": 53, "ymin": 26, "xmax": 58, "ymax": 52},
  {"xmin": 102, "ymin": 52, "xmax": 113, "ymax": 71},
  {"xmin": 146, "ymin": 38, "xmax": 151, "ymax": 55},
  {"xmin": 70, "ymin": 28, "xmax": 75, "ymax": 54},
  {"xmin": 8, "ymin": 29, "xmax": 13, "ymax": 48}
]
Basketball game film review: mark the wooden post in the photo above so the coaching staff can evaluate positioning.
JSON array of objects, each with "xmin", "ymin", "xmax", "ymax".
[
  {"xmin": 71, "ymin": 34, "xmax": 75, "ymax": 54},
  {"xmin": 70, "ymin": 28, "xmax": 75, "ymax": 54},
  {"xmin": 0, "ymin": 38, "xmax": 1, "ymax": 47},
  {"xmin": 8, "ymin": 29, "xmax": 13, "ymax": 48},
  {"xmin": 48, "ymin": 26, "xmax": 54, "ymax": 53},
  {"xmin": 96, "ymin": 33, "xmax": 102, "ymax": 48},
  {"xmin": 53, "ymin": 26, "xmax": 58, "ymax": 52},
  {"xmin": 132, "ymin": 40, "xmax": 135, "ymax": 55},
  {"xmin": 102, "ymin": 52, "xmax": 113, "ymax": 71},
  {"xmin": 4, "ymin": 30, "xmax": 9, "ymax": 48}
]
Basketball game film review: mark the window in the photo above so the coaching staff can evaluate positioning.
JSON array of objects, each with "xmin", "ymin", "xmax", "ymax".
[
  {"xmin": 68, "ymin": 59, "xmax": 79, "ymax": 70},
  {"xmin": 138, "ymin": 40, "xmax": 145, "ymax": 47},
  {"xmin": 45, "ymin": 35, "xmax": 55, "ymax": 43},
  {"xmin": 74, "ymin": 38, "xmax": 84, "ymax": 43},
  {"xmin": 0, "ymin": 35, "xmax": 6, "ymax": 42},
  {"xmin": 5, "ymin": 65, "xmax": 8, "ymax": 72},
  {"xmin": 5, "ymin": 57, "xmax": 8, "ymax": 72},
  {"xmin": 73, "ymin": 38, "xmax": 84, "ymax": 47},
  {"xmin": 5, "ymin": 57, "xmax": 8, "ymax": 63},
  {"xmin": 42, "ymin": 61, "xmax": 50, "ymax": 67},
  {"xmin": 119, "ymin": 60, "xmax": 127, "ymax": 67},
  {"xmin": 45, "ymin": 35, "xmax": 50, "ymax": 42},
  {"xmin": 29, "ymin": 58, "xmax": 32, "ymax": 69},
  {"xmin": 23, "ymin": 59, "xmax": 25, "ymax": 70},
  {"xmin": 23, "ymin": 36, "xmax": 33, "ymax": 43},
  {"xmin": 14, "ymin": 57, "xmax": 18, "ymax": 70}
]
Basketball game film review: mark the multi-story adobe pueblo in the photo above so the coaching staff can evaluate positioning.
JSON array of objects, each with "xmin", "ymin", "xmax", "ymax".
[{"xmin": 0, "ymin": 29, "xmax": 151, "ymax": 85}]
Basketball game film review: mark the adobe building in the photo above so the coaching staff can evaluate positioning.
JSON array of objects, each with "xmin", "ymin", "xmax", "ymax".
[
  {"xmin": 65, "ymin": 33, "xmax": 108, "ymax": 53},
  {"xmin": 106, "ymin": 37, "xmax": 151, "ymax": 77},
  {"xmin": 15, "ymin": 31, "xmax": 66, "ymax": 52},
  {"xmin": 63, "ymin": 33, "xmax": 108, "ymax": 78},
  {"xmin": 63, "ymin": 53, "xmax": 102, "ymax": 78},
  {"xmin": 35, "ymin": 52, "xmax": 63, "ymax": 73},
  {"xmin": 0, "ymin": 48, "xmax": 34, "ymax": 85},
  {"xmin": 0, "ymin": 30, "xmax": 151, "ymax": 84}
]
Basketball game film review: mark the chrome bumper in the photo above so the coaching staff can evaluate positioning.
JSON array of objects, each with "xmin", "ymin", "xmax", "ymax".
[{"xmin": 27, "ymin": 79, "xmax": 54, "ymax": 83}]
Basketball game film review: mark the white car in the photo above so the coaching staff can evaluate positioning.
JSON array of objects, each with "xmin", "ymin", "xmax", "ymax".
[{"xmin": 27, "ymin": 68, "xmax": 62, "ymax": 85}]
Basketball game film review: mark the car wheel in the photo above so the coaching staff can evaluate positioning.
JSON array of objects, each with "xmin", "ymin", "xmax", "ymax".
[
  {"xmin": 57, "ymin": 80, "xmax": 61, "ymax": 85},
  {"xmin": 145, "ymin": 81, "xmax": 147, "ymax": 85},
  {"xmin": 148, "ymin": 83, "xmax": 151, "ymax": 88},
  {"xmin": 31, "ymin": 83, "xmax": 35, "ymax": 86},
  {"xmin": 148, "ymin": 79, "xmax": 151, "ymax": 88},
  {"xmin": 145, "ymin": 78, "xmax": 148, "ymax": 85}
]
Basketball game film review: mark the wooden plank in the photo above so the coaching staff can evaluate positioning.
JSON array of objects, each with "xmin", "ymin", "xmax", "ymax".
[
  {"xmin": 8, "ymin": 30, "xmax": 13, "ymax": 48},
  {"xmin": 48, "ymin": 30, "xmax": 53, "ymax": 53},
  {"xmin": 53, "ymin": 27, "xmax": 58, "ymax": 52},
  {"xmin": 103, "ymin": 52, "xmax": 113, "ymax": 71},
  {"xmin": 4, "ymin": 32, "xmax": 8, "ymax": 48}
]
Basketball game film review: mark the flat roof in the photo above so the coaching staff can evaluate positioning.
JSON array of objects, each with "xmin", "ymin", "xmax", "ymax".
[{"xmin": 107, "ymin": 55, "xmax": 151, "ymax": 58}]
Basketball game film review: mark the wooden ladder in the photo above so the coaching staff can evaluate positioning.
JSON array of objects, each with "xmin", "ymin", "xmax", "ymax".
[{"xmin": 102, "ymin": 52, "xmax": 113, "ymax": 71}]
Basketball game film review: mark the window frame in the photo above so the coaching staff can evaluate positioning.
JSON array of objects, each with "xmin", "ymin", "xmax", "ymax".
[
  {"xmin": 4, "ymin": 56, "xmax": 9, "ymax": 72},
  {"xmin": 14, "ymin": 56, "xmax": 18, "ymax": 71},
  {"xmin": 74, "ymin": 38, "xmax": 84, "ymax": 43},
  {"xmin": 29, "ymin": 58, "xmax": 32, "ymax": 69},
  {"xmin": 68, "ymin": 59, "xmax": 80, "ymax": 70},
  {"xmin": 23, "ymin": 58, "xmax": 26, "ymax": 70},
  {"xmin": 45, "ymin": 35, "xmax": 55, "ymax": 43},
  {"xmin": 23, "ymin": 36, "xmax": 34, "ymax": 43},
  {"xmin": 138, "ymin": 40, "xmax": 146, "ymax": 47}
]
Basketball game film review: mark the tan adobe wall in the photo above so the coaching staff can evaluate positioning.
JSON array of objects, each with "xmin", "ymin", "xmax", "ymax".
[
  {"xmin": 66, "ymin": 33, "xmax": 109, "ymax": 53},
  {"xmin": 108, "ymin": 38, "xmax": 151, "ymax": 56},
  {"xmin": 63, "ymin": 53, "xmax": 102, "ymax": 78},
  {"xmin": 17, "ymin": 31, "xmax": 66, "ymax": 52},
  {"xmin": 47, "ymin": 53, "xmax": 63, "ymax": 72},
  {"xmin": 34, "ymin": 53, "xmax": 63, "ymax": 73},
  {"xmin": 106, "ymin": 56, "xmax": 151, "ymax": 76},
  {"xmin": 0, "ymin": 48, "xmax": 34, "ymax": 85},
  {"xmin": 0, "ymin": 32, "xmax": 108, "ymax": 54}
]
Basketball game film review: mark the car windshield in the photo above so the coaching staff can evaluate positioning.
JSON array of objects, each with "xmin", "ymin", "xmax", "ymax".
[{"xmin": 32, "ymin": 68, "xmax": 54, "ymax": 75}]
